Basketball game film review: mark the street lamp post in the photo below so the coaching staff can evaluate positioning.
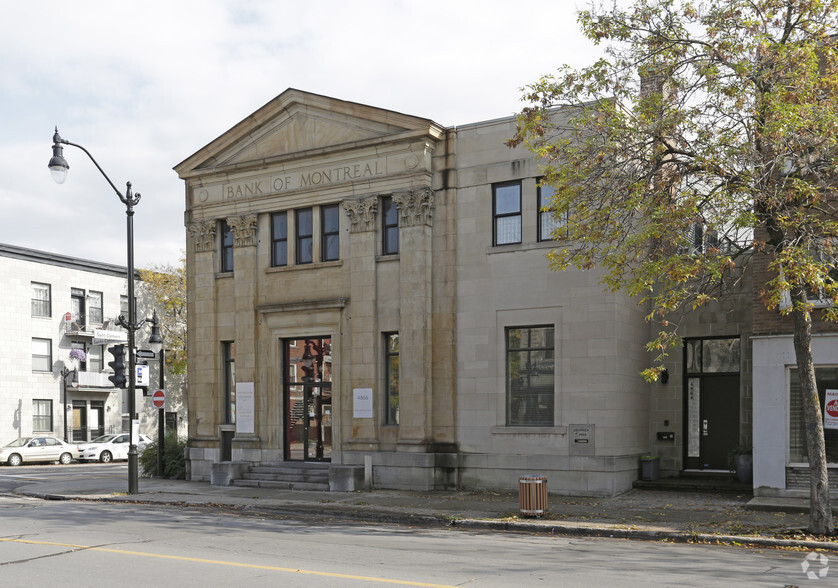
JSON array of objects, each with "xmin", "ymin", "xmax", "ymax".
[
  {"xmin": 49, "ymin": 128, "xmax": 142, "ymax": 495},
  {"xmin": 147, "ymin": 311, "xmax": 165, "ymax": 477}
]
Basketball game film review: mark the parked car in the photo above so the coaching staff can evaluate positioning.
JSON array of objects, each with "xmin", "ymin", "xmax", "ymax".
[
  {"xmin": 0, "ymin": 436, "xmax": 79, "ymax": 466},
  {"xmin": 77, "ymin": 433, "xmax": 152, "ymax": 463}
]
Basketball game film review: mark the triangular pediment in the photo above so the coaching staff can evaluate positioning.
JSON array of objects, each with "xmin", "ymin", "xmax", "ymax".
[{"xmin": 175, "ymin": 89, "xmax": 443, "ymax": 177}]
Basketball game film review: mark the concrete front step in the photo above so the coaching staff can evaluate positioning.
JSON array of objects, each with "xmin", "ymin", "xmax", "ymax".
[
  {"xmin": 231, "ymin": 478, "xmax": 330, "ymax": 491},
  {"xmin": 242, "ymin": 472, "xmax": 329, "ymax": 484}
]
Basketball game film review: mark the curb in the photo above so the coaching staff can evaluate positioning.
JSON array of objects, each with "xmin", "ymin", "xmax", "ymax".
[{"xmin": 17, "ymin": 491, "xmax": 838, "ymax": 551}]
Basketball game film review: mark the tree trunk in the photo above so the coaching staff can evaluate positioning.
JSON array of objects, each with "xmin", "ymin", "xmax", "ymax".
[{"xmin": 790, "ymin": 286, "xmax": 834, "ymax": 535}]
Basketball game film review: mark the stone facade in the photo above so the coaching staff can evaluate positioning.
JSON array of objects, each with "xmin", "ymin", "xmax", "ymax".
[{"xmin": 176, "ymin": 89, "xmax": 754, "ymax": 495}]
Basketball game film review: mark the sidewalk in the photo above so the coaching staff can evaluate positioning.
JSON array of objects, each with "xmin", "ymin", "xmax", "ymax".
[{"xmin": 15, "ymin": 476, "xmax": 838, "ymax": 551}]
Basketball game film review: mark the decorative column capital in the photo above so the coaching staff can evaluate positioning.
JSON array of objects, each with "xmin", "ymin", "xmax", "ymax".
[
  {"xmin": 342, "ymin": 196, "xmax": 378, "ymax": 233},
  {"xmin": 227, "ymin": 214, "xmax": 258, "ymax": 247},
  {"xmin": 393, "ymin": 188, "xmax": 434, "ymax": 227},
  {"xmin": 188, "ymin": 220, "xmax": 216, "ymax": 252}
]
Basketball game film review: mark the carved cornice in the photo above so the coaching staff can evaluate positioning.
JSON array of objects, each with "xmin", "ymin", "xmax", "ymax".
[
  {"xmin": 227, "ymin": 214, "xmax": 258, "ymax": 247},
  {"xmin": 393, "ymin": 188, "xmax": 434, "ymax": 227},
  {"xmin": 342, "ymin": 196, "xmax": 378, "ymax": 233},
  {"xmin": 188, "ymin": 220, "xmax": 217, "ymax": 252}
]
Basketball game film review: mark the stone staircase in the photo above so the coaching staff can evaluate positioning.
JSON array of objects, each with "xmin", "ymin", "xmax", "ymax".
[{"xmin": 231, "ymin": 462, "xmax": 330, "ymax": 491}]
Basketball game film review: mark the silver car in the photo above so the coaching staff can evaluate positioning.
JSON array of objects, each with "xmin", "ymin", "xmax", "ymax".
[{"xmin": 0, "ymin": 436, "xmax": 79, "ymax": 466}]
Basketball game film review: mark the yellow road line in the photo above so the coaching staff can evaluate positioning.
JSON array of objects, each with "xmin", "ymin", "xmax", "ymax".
[{"xmin": 0, "ymin": 538, "xmax": 458, "ymax": 587}]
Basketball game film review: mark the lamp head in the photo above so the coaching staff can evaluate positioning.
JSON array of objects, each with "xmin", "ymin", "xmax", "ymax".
[
  {"xmin": 49, "ymin": 128, "xmax": 69, "ymax": 184},
  {"xmin": 148, "ymin": 311, "xmax": 164, "ymax": 354}
]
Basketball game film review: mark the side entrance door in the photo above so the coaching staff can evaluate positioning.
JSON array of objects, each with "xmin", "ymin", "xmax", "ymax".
[{"xmin": 684, "ymin": 338, "xmax": 741, "ymax": 471}]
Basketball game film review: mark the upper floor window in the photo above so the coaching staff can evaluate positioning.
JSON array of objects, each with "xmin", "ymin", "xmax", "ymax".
[
  {"xmin": 220, "ymin": 220, "xmax": 234, "ymax": 273},
  {"xmin": 88, "ymin": 345, "xmax": 103, "ymax": 372},
  {"xmin": 32, "ymin": 338, "xmax": 52, "ymax": 372},
  {"xmin": 493, "ymin": 182, "xmax": 522, "ymax": 245},
  {"xmin": 223, "ymin": 341, "xmax": 236, "ymax": 424},
  {"xmin": 71, "ymin": 341, "xmax": 87, "ymax": 371},
  {"xmin": 88, "ymin": 291, "xmax": 103, "ymax": 325},
  {"xmin": 71, "ymin": 288, "xmax": 85, "ymax": 326},
  {"xmin": 382, "ymin": 196, "xmax": 399, "ymax": 255},
  {"xmin": 506, "ymin": 325, "xmax": 555, "ymax": 426},
  {"xmin": 271, "ymin": 212, "xmax": 288, "ymax": 267},
  {"xmin": 321, "ymin": 204, "xmax": 340, "ymax": 261},
  {"xmin": 31, "ymin": 282, "xmax": 51, "ymax": 317},
  {"xmin": 538, "ymin": 183, "xmax": 567, "ymax": 242},
  {"xmin": 296, "ymin": 208, "xmax": 313, "ymax": 264}
]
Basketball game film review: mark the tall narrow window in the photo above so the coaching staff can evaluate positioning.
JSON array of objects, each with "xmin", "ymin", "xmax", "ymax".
[
  {"xmin": 382, "ymin": 196, "xmax": 399, "ymax": 255},
  {"xmin": 506, "ymin": 326, "xmax": 555, "ymax": 426},
  {"xmin": 385, "ymin": 333, "xmax": 400, "ymax": 425},
  {"xmin": 220, "ymin": 220, "xmax": 234, "ymax": 273},
  {"xmin": 538, "ymin": 183, "xmax": 567, "ymax": 242},
  {"xmin": 223, "ymin": 342, "xmax": 236, "ymax": 424},
  {"xmin": 321, "ymin": 204, "xmax": 340, "ymax": 261},
  {"xmin": 296, "ymin": 208, "xmax": 313, "ymax": 264},
  {"xmin": 32, "ymin": 338, "xmax": 52, "ymax": 372},
  {"xmin": 32, "ymin": 400, "xmax": 53, "ymax": 432},
  {"xmin": 71, "ymin": 288, "xmax": 85, "ymax": 326},
  {"xmin": 31, "ymin": 282, "xmax": 51, "ymax": 317},
  {"xmin": 88, "ymin": 291, "xmax": 103, "ymax": 325},
  {"xmin": 71, "ymin": 341, "xmax": 87, "ymax": 371},
  {"xmin": 493, "ymin": 181, "xmax": 522, "ymax": 245},
  {"xmin": 88, "ymin": 345, "xmax": 103, "ymax": 372},
  {"xmin": 271, "ymin": 212, "xmax": 288, "ymax": 267}
]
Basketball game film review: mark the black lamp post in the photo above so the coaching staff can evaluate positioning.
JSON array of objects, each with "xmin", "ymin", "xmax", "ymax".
[
  {"xmin": 147, "ymin": 311, "xmax": 165, "ymax": 477},
  {"xmin": 49, "ymin": 127, "xmax": 142, "ymax": 495}
]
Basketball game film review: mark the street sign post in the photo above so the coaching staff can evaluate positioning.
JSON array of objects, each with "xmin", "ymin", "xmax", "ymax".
[{"xmin": 151, "ymin": 389, "xmax": 166, "ymax": 410}]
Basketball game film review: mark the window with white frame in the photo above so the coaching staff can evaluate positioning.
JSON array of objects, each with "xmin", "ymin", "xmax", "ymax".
[
  {"xmin": 31, "ymin": 282, "xmax": 51, "ymax": 317},
  {"xmin": 506, "ymin": 326, "xmax": 555, "ymax": 426},
  {"xmin": 88, "ymin": 291, "xmax": 103, "ymax": 325},
  {"xmin": 32, "ymin": 338, "xmax": 52, "ymax": 372},
  {"xmin": 32, "ymin": 399, "xmax": 52, "ymax": 432}
]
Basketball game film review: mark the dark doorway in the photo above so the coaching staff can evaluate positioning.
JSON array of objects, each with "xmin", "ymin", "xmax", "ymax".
[
  {"xmin": 684, "ymin": 338, "xmax": 741, "ymax": 470},
  {"xmin": 284, "ymin": 337, "xmax": 332, "ymax": 462}
]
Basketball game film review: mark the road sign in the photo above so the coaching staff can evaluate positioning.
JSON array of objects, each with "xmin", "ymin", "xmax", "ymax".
[
  {"xmin": 825, "ymin": 389, "xmax": 838, "ymax": 430},
  {"xmin": 136, "ymin": 349, "xmax": 157, "ymax": 359},
  {"xmin": 151, "ymin": 389, "xmax": 166, "ymax": 409},
  {"xmin": 93, "ymin": 328, "xmax": 128, "ymax": 345},
  {"xmin": 136, "ymin": 364, "xmax": 149, "ymax": 387}
]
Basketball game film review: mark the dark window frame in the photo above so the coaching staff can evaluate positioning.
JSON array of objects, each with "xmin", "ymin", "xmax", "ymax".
[
  {"xmin": 537, "ymin": 182, "xmax": 568, "ymax": 242},
  {"xmin": 321, "ymin": 204, "xmax": 340, "ymax": 262},
  {"xmin": 220, "ymin": 220, "xmax": 234, "ymax": 273},
  {"xmin": 271, "ymin": 211, "xmax": 288, "ymax": 267},
  {"xmin": 382, "ymin": 196, "xmax": 399, "ymax": 255},
  {"xmin": 493, "ymin": 181, "xmax": 522, "ymax": 246},
  {"xmin": 296, "ymin": 208, "xmax": 313, "ymax": 265},
  {"xmin": 88, "ymin": 290, "xmax": 103, "ymax": 325},
  {"xmin": 505, "ymin": 325, "xmax": 555, "ymax": 426},
  {"xmin": 223, "ymin": 341, "xmax": 236, "ymax": 424}
]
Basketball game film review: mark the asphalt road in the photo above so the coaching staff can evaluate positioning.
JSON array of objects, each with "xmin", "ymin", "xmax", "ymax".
[
  {"xmin": 0, "ymin": 472, "xmax": 828, "ymax": 587},
  {"xmin": 0, "ymin": 462, "xmax": 125, "ymax": 493}
]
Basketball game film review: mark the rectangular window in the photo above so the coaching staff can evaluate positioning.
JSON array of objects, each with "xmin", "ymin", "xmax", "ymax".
[
  {"xmin": 538, "ymin": 183, "xmax": 567, "ymax": 241},
  {"xmin": 223, "ymin": 341, "xmax": 236, "ymax": 424},
  {"xmin": 32, "ymin": 338, "xmax": 52, "ymax": 372},
  {"xmin": 493, "ymin": 182, "xmax": 522, "ymax": 245},
  {"xmin": 321, "ymin": 204, "xmax": 340, "ymax": 261},
  {"xmin": 88, "ymin": 291, "xmax": 103, "ymax": 325},
  {"xmin": 220, "ymin": 219, "xmax": 234, "ymax": 273},
  {"xmin": 385, "ymin": 333, "xmax": 400, "ymax": 425},
  {"xmin": 506, "ymin": 325, "xmax": 555, "ymax": 426},
  {"xmin": 271, "ymin": 211, "xmax": 288, "ymax": 267},
  {"xmin": 88, "ymin": 345, "xmax": 103, "ymax": 372},
  {"xmin": 165, "ymin": 411, "xmax": 178, "ymax": 431},
  {"xmin": 31, "ymin": 282, "xmax": 51, "ymax": 317},
  {"xmin": 382, "ymin": 196, "xmax": 399, "ymax": 255},
  {"xmin": 71, "ymin": 288, "xmax": 86, "ymax": 326},
  {"xmin": 296, "ymin": 208, "xmax": 313, "ymax": 264},
  {"xmin": 70, "ymin": 341, "xmax": 87, "ymax": 371},
  {"xmin": 32, "ymin": 400, "xmax": 53, "ymax": 432},
  {"xmin": 789, "ymin": 367, "xmax": 838, "ymax": 463}
]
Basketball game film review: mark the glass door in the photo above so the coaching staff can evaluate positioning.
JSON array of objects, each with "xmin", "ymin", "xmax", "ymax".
[{"xmin": 284, "ymin": 337, "xmax": 332, "ymax": 461}]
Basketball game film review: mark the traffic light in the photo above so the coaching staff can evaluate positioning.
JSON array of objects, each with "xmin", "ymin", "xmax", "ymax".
[{"xmin": 107, "ymin": 344, "xmax": 126, "ymax": 388}]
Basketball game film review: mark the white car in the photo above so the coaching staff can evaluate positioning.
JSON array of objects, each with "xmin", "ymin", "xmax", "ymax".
[
  {"xmin": 77, "ymin": 433, "xmax": 152, "ymax": 463},
  {"xmin": 0, "ymin": 436, "xmax": 79, "ymax": 466}
]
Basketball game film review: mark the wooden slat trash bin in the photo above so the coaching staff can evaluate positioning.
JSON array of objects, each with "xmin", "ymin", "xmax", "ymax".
[{"xmin": 519, "ymin": 475, "xmax": 548, "ymax": 517}]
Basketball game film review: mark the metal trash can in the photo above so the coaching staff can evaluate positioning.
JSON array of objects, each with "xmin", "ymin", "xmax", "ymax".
[{"xmin": 519, "ymin": 475, "xmax": 548, "ymax": 517}]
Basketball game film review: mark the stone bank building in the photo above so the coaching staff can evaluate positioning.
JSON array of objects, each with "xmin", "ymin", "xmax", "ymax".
[{"xmin": 176, "ymin": 89, "xmax": 764, "ymax": 496}]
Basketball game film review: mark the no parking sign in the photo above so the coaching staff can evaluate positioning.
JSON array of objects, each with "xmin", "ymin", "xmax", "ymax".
[{"xmin": 825, "ymin": 389, "xmax": 838, "ymax": 430}]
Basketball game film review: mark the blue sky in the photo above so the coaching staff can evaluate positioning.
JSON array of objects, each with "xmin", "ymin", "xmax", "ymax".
[{"xmin": 0, "ymin": 0, "xmax": 598, "ymax": 268}]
